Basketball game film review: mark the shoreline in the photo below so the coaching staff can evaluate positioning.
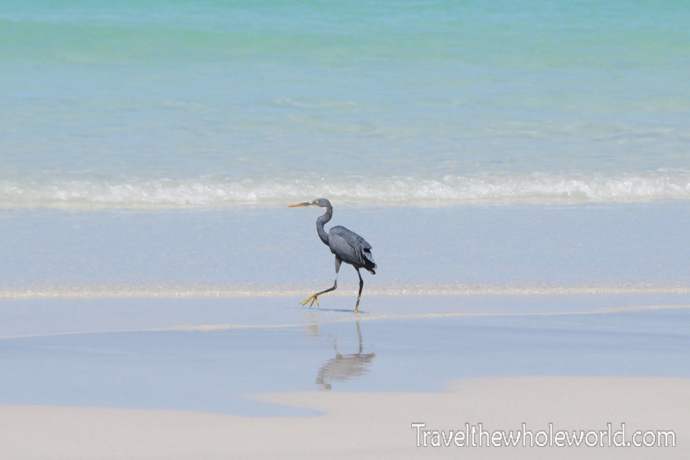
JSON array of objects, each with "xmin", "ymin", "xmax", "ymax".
[
  {"xmin": 3, "ymin": 283, "xmax": 690, "ymax": 300},
  {"xmin": 2, "ymin": 294, "xmax": 688, "ymax": 457}
]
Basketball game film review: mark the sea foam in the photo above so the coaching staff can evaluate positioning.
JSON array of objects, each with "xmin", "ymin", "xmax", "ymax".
[{"xmin": 1, "ymin": 172, "xmax": 689, "ymax": 209}]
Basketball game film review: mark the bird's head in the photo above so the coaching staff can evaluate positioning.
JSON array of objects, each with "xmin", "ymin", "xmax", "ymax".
[{"xmin": 288, "ymin": 198, "xmax": 331, "ymax": 208}]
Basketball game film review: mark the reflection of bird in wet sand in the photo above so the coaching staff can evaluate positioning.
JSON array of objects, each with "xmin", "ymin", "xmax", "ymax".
[{"xmin": 316, "ymin": 321, "xmax": 375, "ymax": 390}]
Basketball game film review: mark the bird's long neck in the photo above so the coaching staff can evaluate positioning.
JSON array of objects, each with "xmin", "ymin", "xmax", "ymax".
[{"xmin": 316, "ymin": 205, "xmax": 332, "ymax": 246}]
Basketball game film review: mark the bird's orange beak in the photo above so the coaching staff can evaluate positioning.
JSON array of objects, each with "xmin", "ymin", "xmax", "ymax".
[{"xmin": 288, "ymin": 202, "xmax": 311, "ymax": 208}]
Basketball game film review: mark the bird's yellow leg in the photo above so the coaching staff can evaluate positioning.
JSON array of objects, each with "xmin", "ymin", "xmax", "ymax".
[
  {"xmin": 300, "ymin": 294, "xmax": 320, "ymax": 308},
  {"xmin": 354, "ymin": 268, "xmax": 364, "ymax": 314},
  {"xmin": 299, "ymin": 280, "xmax": 338, "ymax": 308}
]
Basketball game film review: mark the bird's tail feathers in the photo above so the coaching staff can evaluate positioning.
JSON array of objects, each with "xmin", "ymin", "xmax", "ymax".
[{"xmin": 362, "ymin": 248, "xmax": 376, "ymax": 275}]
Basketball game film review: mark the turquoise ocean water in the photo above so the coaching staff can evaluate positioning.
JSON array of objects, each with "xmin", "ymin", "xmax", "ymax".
[
  {"xmin": 2, "ymin": 0, "xmax": 690, "ymax": 207},
  {"xmin": 1, "ymin": 0, "xmax": 689, "ymax": 291}
]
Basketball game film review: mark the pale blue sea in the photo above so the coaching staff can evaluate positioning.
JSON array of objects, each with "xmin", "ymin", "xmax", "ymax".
[
  {"xmin": 1, "ymin": 0, "xmax": 690, "ymax": 418},
  {"xmin": 1, "ymin": 0, "xmax": 689, "ymax": 291},
  {"xmin": 1, "ymin": 0, "xmax": 690, "ymax": 208}
]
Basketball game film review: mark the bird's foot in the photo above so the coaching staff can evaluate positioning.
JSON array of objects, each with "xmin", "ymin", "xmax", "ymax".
[{"xmin": 300, "ymin": 294, "xmax": 320, "ymax": 308}]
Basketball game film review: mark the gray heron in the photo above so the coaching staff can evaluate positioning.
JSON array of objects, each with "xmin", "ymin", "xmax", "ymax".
[{"xmin": 288, "ymin": 198, "xmax": 376, "ymax": 313}]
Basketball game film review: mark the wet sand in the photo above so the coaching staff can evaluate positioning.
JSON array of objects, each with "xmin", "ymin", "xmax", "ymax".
[{"xmin": 1, "ymin": 294, "xmax": 689, "ymax": 457}]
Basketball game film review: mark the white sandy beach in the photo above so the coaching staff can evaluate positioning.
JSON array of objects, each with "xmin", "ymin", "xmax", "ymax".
[{"xmin": 1, "ymin": 376, "xmax": 687, "ymax": 459}]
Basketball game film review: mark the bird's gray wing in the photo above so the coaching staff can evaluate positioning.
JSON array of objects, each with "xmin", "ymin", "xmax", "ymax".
[{"xmin": 329, "ymin": 226, "xmax": 376, "ymax": 270}]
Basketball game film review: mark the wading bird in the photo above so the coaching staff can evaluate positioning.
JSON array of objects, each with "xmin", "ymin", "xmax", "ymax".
[{"xmin": 288, "ymin": 198, "xmax": 376, "ymax": 313}]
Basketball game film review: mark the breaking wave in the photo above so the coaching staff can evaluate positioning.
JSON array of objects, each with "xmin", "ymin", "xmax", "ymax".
[{"xmin": 1, "ymin": 172, "xmax": 689, "ymax": 209}]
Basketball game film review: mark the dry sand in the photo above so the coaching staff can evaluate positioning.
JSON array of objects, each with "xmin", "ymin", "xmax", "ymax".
[{"xmin": 1, "ymin": 376, "xmax": 687, "ymax": 459}]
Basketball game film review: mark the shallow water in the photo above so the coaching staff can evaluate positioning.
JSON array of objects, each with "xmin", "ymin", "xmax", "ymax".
[
  {"xmin": 1, "ymin": 296, "xmax": 689, "ymax": 415},
  {"xmin": 1, "ymin": 202, "xmax": 689, "ymax": 292}
]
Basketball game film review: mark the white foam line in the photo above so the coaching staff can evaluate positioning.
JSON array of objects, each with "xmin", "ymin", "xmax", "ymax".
[
  {"xmin": 2, "ymin": 284, "xmax": 690, "ymax": 299},
  {"xmin": 2, "ymin": 172, "xmax": 690, "ymax": 209},
  {"xmin": 0, "ymin": 304, "xmax": 688, "ymax": 341}
]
